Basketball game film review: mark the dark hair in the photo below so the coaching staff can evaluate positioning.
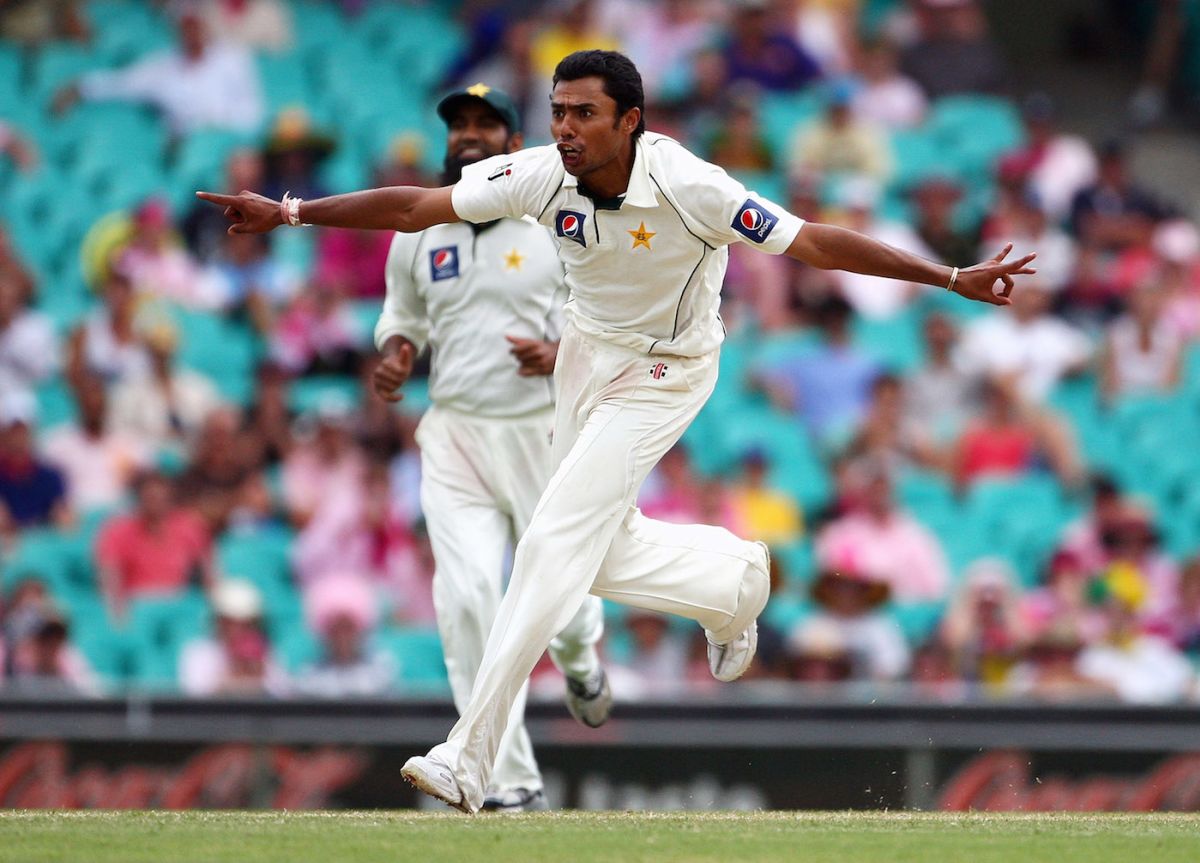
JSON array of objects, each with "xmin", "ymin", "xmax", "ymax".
[{"xmin": 553, "ymin": 50, "xmax": 645, "ymax": 140}]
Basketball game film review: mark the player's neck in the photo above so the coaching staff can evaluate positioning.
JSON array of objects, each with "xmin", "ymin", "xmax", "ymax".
[{"xmin": 578, "ymin": 141, "xmax": 637, "ymax": 201}]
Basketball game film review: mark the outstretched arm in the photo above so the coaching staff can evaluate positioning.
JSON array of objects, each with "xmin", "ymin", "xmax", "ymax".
[
  {"xmin": 194, "ymin": 185, "xmax": 460, "ymax": 235},
  {"xmin": 787, "ymin": 223, "xmax": 1036, "ymax": 306}
]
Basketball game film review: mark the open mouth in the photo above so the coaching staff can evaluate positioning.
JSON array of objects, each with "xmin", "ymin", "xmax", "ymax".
[
  {"xmin": 557, "ymin": 143, "xmax": 581, "ymax": 167},
  {"xmin": 456, "ymin": 146, "xmax": 485, "ymax": 161}
]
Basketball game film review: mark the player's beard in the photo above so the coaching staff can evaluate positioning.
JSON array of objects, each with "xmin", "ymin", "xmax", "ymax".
[{"xmin": 442, "ymin": 137, "xmax": 514, "ymax": 184}]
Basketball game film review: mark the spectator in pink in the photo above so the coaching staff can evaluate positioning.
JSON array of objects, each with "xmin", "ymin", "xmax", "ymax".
[
  {"xmin": 292, "ymin": 456, "xmax": 432, "ymax": 625},
  {"xmin": 1056, "ymin": 475, "xmax": 1128, "ymax": 573},
  {"xmin": 95, "ymin": 470, "xmax": 214, "ymax": 619},
  {"xmin": 1021, "ymin": 549, "xmax": 1109, "ymax": 648},
  {"xmin": 178, "ymin": 579, "xmax": 287, "ymax": 696},
  {"xmin": 269, "ymin": 281, "xmax": 361, "ymax": 377},
  {"xmin": 114, "ymin": 198, "xmax": 212, "ymax": 308},
  {"xmin": 1085, "ymin": 501, "xmax": 1180, "ymax": 635},
  {"xmin": 997, "ymin": 93, "xmax": 1096, "ymax": 222},
  {"xmin": 40, "ymin": 373, "xmax": 153, "ymax": 513},
  {"xmin": 795, "ymin": 533, "xmax": 910, "ymax": 680},
  {"xmin": 294, "ymin": 574, "xmax": 396, "ymax": 697},
  {"xmin": 638, "ymin": 444, "xmax": 705, "ymax": 525},
  {"xmin": 814, "ymin": 459, "xmax": 949, "ymax": 603},
  {"xmin": 282, "ymin": 397, "xmax": 367, "ymax": 528}
]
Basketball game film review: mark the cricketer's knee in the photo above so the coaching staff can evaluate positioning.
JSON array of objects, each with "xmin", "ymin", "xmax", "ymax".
[{"xmin": 705, "ymin": 542, "xmax": 771, "ymax": 645}]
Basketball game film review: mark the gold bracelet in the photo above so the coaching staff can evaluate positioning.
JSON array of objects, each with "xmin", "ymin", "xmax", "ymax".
[{"xmin": 945, "ymin": 266, "xmax": 959, "ymax": 293}]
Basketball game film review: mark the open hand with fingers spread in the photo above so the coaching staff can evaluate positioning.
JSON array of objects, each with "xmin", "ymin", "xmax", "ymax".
[
  {"xmin": 506, "ymin": 336, "xmax": 558, "ymax": 377},
  {"xmin": 195, "ymin": 190, "xmax": 284, "ymax": 234},
  {"xmin": 952, "ymin": 243, "xmax": 1037, "ymax": 306}
]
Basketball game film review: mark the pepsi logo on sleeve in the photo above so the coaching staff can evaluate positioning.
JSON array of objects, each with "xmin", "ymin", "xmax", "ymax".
[
  {"xmin": 555, "ymin": 210, "xmax": 588, "ymax": 247},
  {"xmin": 429, "ymin": 246, "xmax": 460, "ymax": 281},
  {"xmin": 732, "ymin": 199, "xmax": 777, "ymax": 244}
]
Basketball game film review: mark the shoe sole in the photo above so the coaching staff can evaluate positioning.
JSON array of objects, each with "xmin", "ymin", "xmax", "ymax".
[
  {"xmin": 401, "ymin": 763, "xmax": 472, "ymax": 814},
  {"xmin": 712, "ymin": 623, "xmax": 758, "ymax": 683}
]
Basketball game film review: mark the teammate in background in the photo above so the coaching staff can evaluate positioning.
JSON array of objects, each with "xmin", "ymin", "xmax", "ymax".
[
  {"xmin": 371, "ymin": 85, "xmax": 609, "ymax": 812},
  {"xmin": 198, "ymin": 50, "xmax": 1037, "ymax": 814}
]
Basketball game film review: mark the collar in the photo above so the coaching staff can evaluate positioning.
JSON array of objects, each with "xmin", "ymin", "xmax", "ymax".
[
  {"xmin": 560, "ymin": 134, "xmax": 658, "ymax": 209},
  {"xmin": 469, "ymin": 219, "xmax": 501, "ymax": 234}
]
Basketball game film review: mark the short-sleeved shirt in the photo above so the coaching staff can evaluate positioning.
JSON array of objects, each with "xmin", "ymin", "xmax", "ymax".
[
  {"xmin": 96, "ymin": 509, "xmax": 211, "ymax": 599},
  {"xmin": 376, "ymin": 218, "xmax": 566, "ymax": 418},
  {"xmin": 451, "ymin": 132, "xmax": 805, "ymax": 358},
  {"xmin": 0, "ymin": 461, "xmax": 66, "ymax": 526}
]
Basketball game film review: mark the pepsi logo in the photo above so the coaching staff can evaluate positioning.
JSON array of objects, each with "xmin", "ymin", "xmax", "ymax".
[
  {"xmin": 562, "ymin": 215, "xmax": 579, "ymax": 236},
  {"xmin": 731, "ymin": 199, "xmax": 777, "ymax": 244},
  {"xmin": 433, "ymin": 250, "xmax": 454, "ymax": 270},
  {"xmin": 428, "ymin": 245, "xmax": 460, "ymax": 281},
  {"xmin": 555, "ymin": 210, "xmax": 588, "ymax": 246},
  {"xmin": 741, "ymin": 209, "xmax": 764, "ymax": 231}
]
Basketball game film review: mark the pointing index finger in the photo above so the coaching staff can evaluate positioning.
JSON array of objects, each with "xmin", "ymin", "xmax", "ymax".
[{"xmin": 196, "ymin": 191, "xmax": 237, "ymax": 206}]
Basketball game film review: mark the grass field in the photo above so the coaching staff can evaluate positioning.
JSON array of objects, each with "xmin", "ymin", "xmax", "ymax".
[{"xmin": 4, "ymin": 810, "xmax": 1199, "ymax": 863}]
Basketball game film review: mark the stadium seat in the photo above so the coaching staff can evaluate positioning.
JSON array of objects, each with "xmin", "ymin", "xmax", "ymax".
[
  {"xmin": 375, "ymin": 626, "xmax": 448, "ymax": 690},
  {"xmin": 123, "ymin": 590, "xmax": 212, "ymax": 691}
]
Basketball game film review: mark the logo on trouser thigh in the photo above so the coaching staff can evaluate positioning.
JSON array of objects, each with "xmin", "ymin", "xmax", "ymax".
[{"xmin": 649, "ymin": 362, "xmax": 668, "ymax": 380}]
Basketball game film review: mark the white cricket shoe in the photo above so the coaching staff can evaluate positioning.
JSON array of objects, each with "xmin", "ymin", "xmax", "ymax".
[
  {"xmin": 401, "ymin": 754, "xmax": 471, "ymax": 814},
  {"xmin": 481, "ymin": 787, "xmax": 550, "ymax": 812},
  {"xmin": 707, "ymin": 621, "xmax": 759, "ymax": 682},
  {"xmin": 565, "ymin": 668, "xmax": 612, "ymax": 728}
]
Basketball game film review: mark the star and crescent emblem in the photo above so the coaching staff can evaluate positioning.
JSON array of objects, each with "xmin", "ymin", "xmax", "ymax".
[
  {"xmin": 466, "ymin": 82, "xmax": 492, "ymax": 98},
  {"xmin": 628, "ymin": 221, "xmax": 655, "ymax": 251}
]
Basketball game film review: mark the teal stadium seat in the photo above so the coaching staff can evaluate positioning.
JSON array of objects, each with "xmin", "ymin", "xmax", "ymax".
[
  {"xmin": 376, "ymin": 626, "xmax": 448, "ymax": 691},
  {"xmin": 124, "ymin": 590, "xmax": 212, "ymax": 691}
]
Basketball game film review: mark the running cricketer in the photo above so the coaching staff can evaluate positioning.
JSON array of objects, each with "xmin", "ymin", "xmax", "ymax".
[
  {"xmin": 198, "ymin": 50, "xmax": 1037, "ymax": 814},
  {"xmin": 372, "ymin": 84, "xmax": 610, "ymax": 812}
]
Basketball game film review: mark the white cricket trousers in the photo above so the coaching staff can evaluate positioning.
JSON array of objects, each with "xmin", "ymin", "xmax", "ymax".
[
  {"xmin": 416, "ymin": 404, "xmax": 604, "ymax": 795},
  {"xmin": 428, "ymin": 321, "xmax": 772, "ymax": 811}
]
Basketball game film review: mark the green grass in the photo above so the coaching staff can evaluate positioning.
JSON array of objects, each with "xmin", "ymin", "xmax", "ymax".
[{"xmin": 3, "ymin": 810, "xmax": 1199, "ymax": 863}]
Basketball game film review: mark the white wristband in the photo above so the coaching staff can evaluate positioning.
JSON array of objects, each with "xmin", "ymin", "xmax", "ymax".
[
  {"xmin": 280, "ymin": 191, "xmax": 306, "ymax": 227},
  {"xmin": 945, "ymin": 266, "xmax": 959, "ymax": 293}
]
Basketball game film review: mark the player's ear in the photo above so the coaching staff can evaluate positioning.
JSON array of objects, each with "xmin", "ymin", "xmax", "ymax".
[
  {"xmin": 622, "ymin": 107, "xmax": 640, "ymax": 136},
  {"xmin": 507, "ymin": 132, "xmax": 524, "ymax": 153}
]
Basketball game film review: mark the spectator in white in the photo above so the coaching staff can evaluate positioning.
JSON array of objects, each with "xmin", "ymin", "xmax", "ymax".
[
  {"xmin": 980, "ymin": 188, "xmax": 1077, "ymax": 294},
  {"xmin": 1100, "ymin": 274, "xmax": 1183, "ymax": 402},
  {"xmin": 789, "ymin": 78, "xmax": 892, "ymax": 184},
  {"xmin": 827, "ymin": 176, "xmax": 932, "ymax": 319},
  {"xmin": 851, "ymin": 37, "xmax": 926, "ymax": 130},
  {"xmin": 997, "ymin": 94, "xmax": 1097, "ymax": 223},
  {"xmin": 784, "ymin": 616, "xmax": 853, "ymax": 683},
  {"xmin": 65, "ymin": 267, "xmax": 150, "ymax": 386},
  {"xmin": 1076, "ymin": 573, "xmax": 1194, "ymax": 704},
  {"xmin": 53, "ymin": 5, "xmax": 263, "ymax": 136},
  {"xmin": 612, "ymin": 608, "xmax": 690, "ymax": 697},
  {"xmin": 815, "ymin": 459, "xmax": 949, "ymax": 602},
  {"xmin": 109, "ymin": 316, "xmax": 222, "ymax": 454},
  {"xmin": 196, "ymin": 0, "xmax": 294, "ymax": 54},
  {"xmin": 904, "ymin": 312, "xmax": 979, "ymax": 444},
  {"xmin": 41, "ymin": 373, "xmax": 152, "ymax": 513},
  {"xmin": 0, "ymin": 271, "xmax": 58, "ymax": 397},
  {"xmin": 796, "ymin": 532, "xmax": 910, "ymax": 681},
  {"xmin": 603, "ymin": 0, "xmax": 721, "ymax": 102},
  {"xmin": 0, "ymin": 120, "xmax": 38, "ymax": 173},
  {"xmin": 294, "ymin": 574, "xmax": 396, "ymax": 697},
  {"xmin": 114, "ymin": 198, "xmax": 213, "ymax": 309},
  {"xmin": 956, "ymin": 277, "xmax": 1092, "ymax": 404},
  {"xmin": 179, "ymin": 579, "xmax": 287, "ymax": 696},
  {"xmin": 939, "ymin": 558, "xmax": 1029, "ymax": 686},
  {"xmin": 780, "ymin": 0, "xmax": 859, "ymax": 76}
]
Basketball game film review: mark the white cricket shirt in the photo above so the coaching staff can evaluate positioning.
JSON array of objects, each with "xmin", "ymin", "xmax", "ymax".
[
  {"xmin": 375, "ymin": 217, "xmax": 566, "ymax": 418},
  {"xmin": 451, "ymin": 132, "xmax": 805, "ymax": 357}
]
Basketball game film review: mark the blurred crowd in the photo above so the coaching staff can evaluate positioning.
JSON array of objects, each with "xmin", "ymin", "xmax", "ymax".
[{"xmin": 2, "ymin": 0, "xmax": 1200, "ymax": 704}]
